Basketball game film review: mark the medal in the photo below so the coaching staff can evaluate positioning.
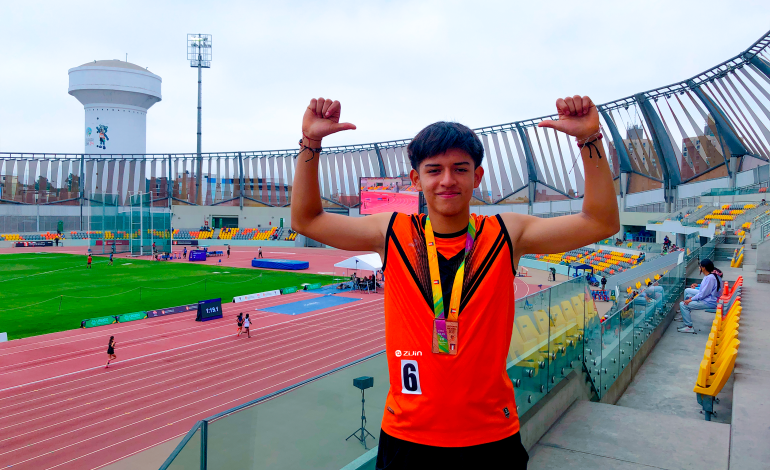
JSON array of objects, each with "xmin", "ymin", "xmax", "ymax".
[{"xmin": 425, "ymin": 216, "xmax": 476, "ymax": 355}]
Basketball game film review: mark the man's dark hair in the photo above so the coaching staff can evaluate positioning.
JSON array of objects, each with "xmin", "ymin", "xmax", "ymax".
[{"xmin": 407, "ymin": 121, "xmax": 484, "ymax": 170}]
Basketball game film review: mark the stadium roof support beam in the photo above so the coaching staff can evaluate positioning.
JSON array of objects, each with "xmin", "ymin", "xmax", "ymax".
[
  {"xmin": 599, "ymin": 107, "xmax": 633, "ymax": 212},
  {"xmin": 599, "ymin": 108, "xmax": 633, "ymax": 174},
  {"xmin": 747, "ymin": 54, "xmax": 770, "ymax": 81},
  {"xmin": 372, "ymin": 144, "xmax": 387, "ymax": 178},
  {"xmin": 516, "ymin": 124, "xmax": 538, "ymax": 214},
  {"xmin": 688, "ymin": 79, "xmax": 748, "ymax": 161},
  {"xmin": 635, "ymin": 94, "xmax": 680, "ymax": 212}
]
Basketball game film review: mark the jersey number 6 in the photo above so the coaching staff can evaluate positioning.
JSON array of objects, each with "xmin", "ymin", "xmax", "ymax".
[{"xmin": 401, "ymin": 360, "xmax": 422, "ymax": 395}]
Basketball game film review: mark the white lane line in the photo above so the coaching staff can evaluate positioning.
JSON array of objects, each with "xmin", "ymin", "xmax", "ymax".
[
  {"xmin": 1, "ymin": 324, "xmax": 384, "ymax": 446},
  {"xmin": 0, "ymin": 292, "xmax": 323, "ymax": 354},
  {"xmin": 50, "ymin": 346, "xmax": 384, "ymax": 470},
  {"xmin": 0, "ymin": 309, "xmax": 384, "ymax": 426},
  {"xmin": 8, "ymin": 343, "xmax": 385, "ymax": 468},
  {"xmin": 0, "ymin": 298, "xmax": 383, "ymax": 393},
  {"xmin": 0, "ymin": 302, "xmax": 382, "ymax": 406},
  {"xmin": 0, "ymin": 294, "xmax": 377, "ymax": 372}
]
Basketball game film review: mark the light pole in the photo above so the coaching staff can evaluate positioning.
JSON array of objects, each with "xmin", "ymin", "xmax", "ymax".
[{"xmin": 187, "ymin": 34, "xmax": 212, "ymax": 206}]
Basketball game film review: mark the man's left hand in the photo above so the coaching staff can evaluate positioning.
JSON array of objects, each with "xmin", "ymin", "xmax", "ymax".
[
  {"xmin": 538, "ymin": 95, "xmax": 600, "ymax": 142},
  {"xmin": 684, "ymin": 299, "xmax": 691, "ymax": 305}
]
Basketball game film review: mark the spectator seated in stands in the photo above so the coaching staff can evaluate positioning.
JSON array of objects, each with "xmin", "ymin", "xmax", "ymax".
[{"xmin": 676, "ymin": 259, "xmax": 722, "ymax": 334}]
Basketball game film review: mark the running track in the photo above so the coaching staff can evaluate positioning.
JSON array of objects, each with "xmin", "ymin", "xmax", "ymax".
[
  {"xmin": 0, "ymin": 291, "xmax": 386, "ymax": 469},
  {"xmin": 0, "ymin": 260, "xmax": 539, "ymax": 469}
]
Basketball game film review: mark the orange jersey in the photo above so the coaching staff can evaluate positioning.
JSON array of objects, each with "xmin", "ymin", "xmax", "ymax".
[{"xmin": 380, "ymin": 213, "xmax": 519, "ymax": 447}]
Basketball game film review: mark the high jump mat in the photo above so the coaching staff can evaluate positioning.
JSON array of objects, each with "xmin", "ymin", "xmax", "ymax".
[
  {"xmin": 257, "ymin": 294, "xmax": 360, "ymax": 315},
  {"xmin": 251, "ymin": 258, "xmax": 309, "ymax": 270}
]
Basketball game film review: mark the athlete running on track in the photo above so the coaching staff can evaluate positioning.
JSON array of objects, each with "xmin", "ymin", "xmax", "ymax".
[
  {"xmin": 236, "ymin": 312, "xmax": 244, "ymax": 336},
  {"xmin": 243, "ymin": 314, "xmax": 251, "ymax": 338},
  {"xmin": 292, "ymin": 96, "xmax": 619, "ymax": 469},
  {"xmin": 105, "ymin": 336, "xmax": 116, "ymax": 368}
]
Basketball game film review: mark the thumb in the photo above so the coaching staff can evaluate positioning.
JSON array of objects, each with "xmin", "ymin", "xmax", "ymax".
[
  {"xmin": 333, "ymin": 122, "xmax": 357, "ymax": 132},
  {"xmin": 537, "ymin": 120, "xmax": 564, "ymax": 132}
]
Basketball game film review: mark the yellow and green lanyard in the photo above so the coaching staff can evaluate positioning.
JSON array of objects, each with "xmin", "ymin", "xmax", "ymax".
[{"xmin": 424, "ymin": 216, "xmax": 476, "ymax": 354}]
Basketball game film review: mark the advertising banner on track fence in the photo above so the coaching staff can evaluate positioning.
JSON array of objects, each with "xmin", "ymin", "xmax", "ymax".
[
  {"xmin": 280, "ymin": 286, "xmax": 300, "ymax": 295},
  {"xmin": 95, "ymin": 240, "xmax": 129, "ymax": 246},
  {"xmin": 233, "ymin": 289, "xmax": 281, "ymax": 303},
  {"xmin": 15, "ymin": 241, "xmax": 53, "ymax": 247},
  {"xmin": 172, "ymin": 240, "xmax": 199, "ymax": 246},
  {"xmin": 117, "ymin": 311, "xmax": 148, "ymax": 323},
  {"xmin": 304, "ymin": 283, "xmax": 323, "ymax": 291},
  {"xmin": 81, "ymin": 315, "xmax": 118, "ymax": 328},
  {"xmin": 145, "ymin": 303, "xmax": 198, "ymax": 318}
]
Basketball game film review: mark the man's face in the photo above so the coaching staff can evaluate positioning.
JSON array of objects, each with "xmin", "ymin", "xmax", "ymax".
[{"xmin": 410, "ymin": 149, "xmax": 484, "ymax": 218}]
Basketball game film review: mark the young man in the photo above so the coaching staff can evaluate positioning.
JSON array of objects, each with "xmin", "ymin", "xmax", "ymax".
[
  {"xmin": 109, "ymin": 252, "xmax": 114, "ymax": 266},
  {"xmin": 183, "ymin": 246, "xmax": 187, "ymax": 259},
  {"xmin": 258, "ymin": 246, "xmax": 263, "ymax": 259},
  {"xmin": 291, "ymin": 96, "xmax": 618, "ymax": 468},
  {"xmin": 87, "ymin": 254, "xmax": 92, "ymax": 269},
  {"xmin": 227, "ymin": 245, "xmax": 231, "ymax": 259}
]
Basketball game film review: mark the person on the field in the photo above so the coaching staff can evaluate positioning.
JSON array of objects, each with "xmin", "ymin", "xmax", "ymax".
[
  {"xmin": 243, "ymin": 313, "xmax": 251, "ymax": 338},
  {"xmin": 183, "ymin": 246, "xmax": 187, "ymax": 259},
  {"xmin": 106, "ymin": 336, "xmax": 116, "ymax": 368},
  {"xmin": 87, "ymin": 254, "xmax": 92, "ymax": 269},
  {"xmin": 227, "ymin": 245, "xmax": 231, "ymax": 259},
  {"xmin": 291, "ymin": 96, "xmax": 619, "ymax": 468},
  {"xmin": 258, "ymin": 246, "xmax": 263, "ymax": 259},
  {"xmin": 109, "ymin": 252, "xmax": 113, "ymax": 266},
  {"xmin": 236, "ymin": 312, "xmax": 244, "ymax": 336}
]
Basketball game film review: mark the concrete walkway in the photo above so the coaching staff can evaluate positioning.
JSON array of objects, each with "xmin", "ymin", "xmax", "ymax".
[
  {"xmin": 529, "ymin": 401, "xmax": 730, "ymax": 470},
  {"xmin": 718, "ymin": 261, "xmax": 770, "ymax": 469}
]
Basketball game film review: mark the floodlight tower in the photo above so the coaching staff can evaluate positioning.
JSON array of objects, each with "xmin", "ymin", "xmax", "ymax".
[{"xmin": 188, "ymin": 34, "xmax": 212, "ymax": 205}]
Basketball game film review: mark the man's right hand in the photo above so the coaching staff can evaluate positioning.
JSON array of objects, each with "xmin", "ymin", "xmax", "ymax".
[{"xmin": 302, "ymin": 97, "xmax": 356, "ymax": 142}]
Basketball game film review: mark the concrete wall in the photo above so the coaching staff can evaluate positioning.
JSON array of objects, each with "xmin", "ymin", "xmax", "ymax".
[{"xmin": 171, "ymin": 205, "xmax": 292, "ymax": 230}]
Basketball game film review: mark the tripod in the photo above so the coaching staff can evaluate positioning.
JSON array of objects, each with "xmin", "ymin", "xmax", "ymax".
[{"xmin": 346, "ymin": 387, "xmax": 376, "ymax": 449}]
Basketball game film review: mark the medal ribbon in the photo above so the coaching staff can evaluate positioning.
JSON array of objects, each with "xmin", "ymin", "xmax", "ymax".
[{"xmin": 424, "ymin": 215, "xmax": 477, "ymax": 322}]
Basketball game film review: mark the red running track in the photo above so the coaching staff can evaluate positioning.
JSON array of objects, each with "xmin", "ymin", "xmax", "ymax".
[
  {"xmin": 0, "ymin": 264, "xmax": 538, "ymax": 470},
  {"xmin": 0, "ymin": 291, "xmax": 386, "ymax": 469}
]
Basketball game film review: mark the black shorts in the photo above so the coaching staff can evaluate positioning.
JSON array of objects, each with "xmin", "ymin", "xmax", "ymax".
[
  {"xmin": 107, "ymin": 349, "xmax": 114, "ymax": 355},
  {"xmin": 375, "ymin": 429, "xmax": 528, "ymax": 470}
]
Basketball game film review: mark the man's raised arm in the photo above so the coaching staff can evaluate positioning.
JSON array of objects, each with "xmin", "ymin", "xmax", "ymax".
[
  {"xmin": 503, "ymin": 95, "xmax": 620, "ymax": 259},
  {"xmin": 290, "ymin": 97, "xmax": 392, "ymax": 256}
]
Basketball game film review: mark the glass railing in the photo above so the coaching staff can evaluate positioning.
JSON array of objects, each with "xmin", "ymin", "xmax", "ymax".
[
  {"xmin": 595, "ymin": 237, "xmax": 664, "ymax": 254},
  {"xmin": 161, "ymin": 237, "xmax": 727, "ymax": 469},
  {"xmin": 701, "ymin": 184, "xmax": 769, "ymax": 196}
]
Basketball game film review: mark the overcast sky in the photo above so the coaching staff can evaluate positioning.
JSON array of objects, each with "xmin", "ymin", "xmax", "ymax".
[{"xmin": 1, "ymin": 0, "xmax": 769, "ymax": 155}]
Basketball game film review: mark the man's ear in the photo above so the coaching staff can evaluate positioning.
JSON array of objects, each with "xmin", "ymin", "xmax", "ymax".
[
  {"xmin": 474, "ymin": 165, "xmax": 484, "ymax": 189},
  {"xmin": 410, "ymin": 168, "xmax": 421, "ymax": 191}
]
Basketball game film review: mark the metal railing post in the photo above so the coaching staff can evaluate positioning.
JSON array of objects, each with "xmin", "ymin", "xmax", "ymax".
[{"xmin": 200, "ymin": 419, "xmax": 208, "ymax": 470}]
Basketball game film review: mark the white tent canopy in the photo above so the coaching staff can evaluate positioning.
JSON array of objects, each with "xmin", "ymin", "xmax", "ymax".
[{"xmin": 334, "ymin": 253, "xmax": 383, "ymax": 272}]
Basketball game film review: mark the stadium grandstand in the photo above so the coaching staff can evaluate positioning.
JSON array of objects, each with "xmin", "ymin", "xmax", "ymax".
[{"xmin": 2, "ymin": 27, "xmax": 770, "ymax": 470}]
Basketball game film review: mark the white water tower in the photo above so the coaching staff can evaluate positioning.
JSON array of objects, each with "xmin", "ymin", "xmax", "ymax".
[{"xmin": 68, "ymin": 60, "xmax": 162, "ymax": 155}]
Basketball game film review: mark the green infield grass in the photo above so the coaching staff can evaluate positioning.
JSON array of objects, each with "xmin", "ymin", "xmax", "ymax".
[{"xmin": 0, "ymin": 253, "xmax": 339, "ymax": 340}]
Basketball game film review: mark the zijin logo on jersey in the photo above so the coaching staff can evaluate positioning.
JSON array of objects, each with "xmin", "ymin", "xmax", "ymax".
[{"xmin": 394, "ymin": 350, "xmax": 422, "ymax": 357}]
